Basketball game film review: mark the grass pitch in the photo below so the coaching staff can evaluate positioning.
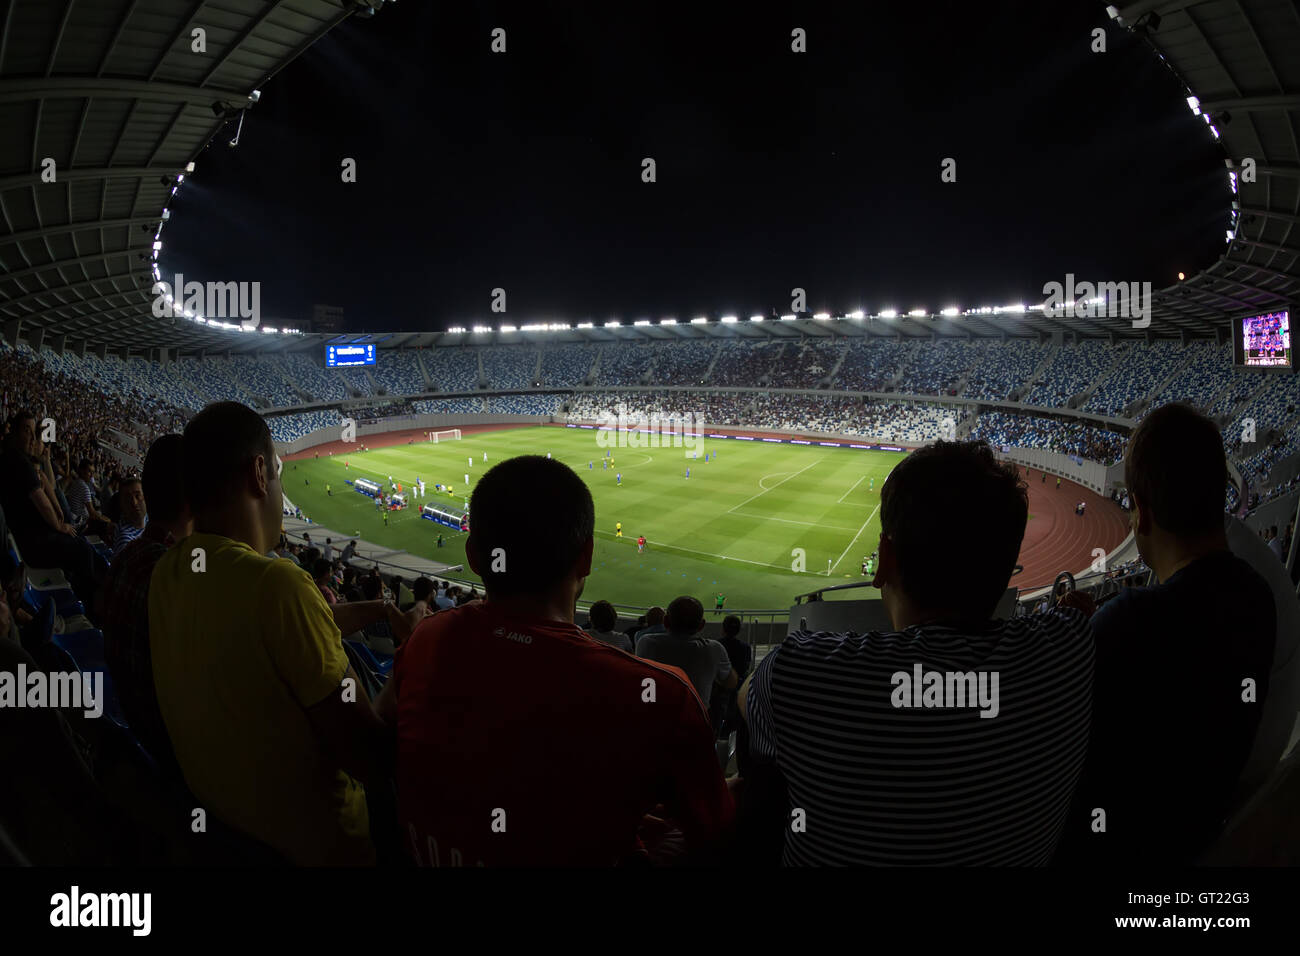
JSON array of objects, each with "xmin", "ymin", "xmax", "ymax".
[{"xmin": 287, "ymin": 426, "xmax": 904, "ymax": 611}]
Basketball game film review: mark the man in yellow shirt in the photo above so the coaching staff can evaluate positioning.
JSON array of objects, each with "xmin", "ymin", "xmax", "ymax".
[{"xmin": 150, "ymin": 402, "xmax": 389, "ymax": 865}]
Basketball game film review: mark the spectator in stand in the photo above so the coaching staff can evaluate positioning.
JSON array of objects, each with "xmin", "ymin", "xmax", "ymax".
[
  {"xmin": 324, "ymin": 538, "xmax": 334, "ymax": 562},
  {"xmin": 63, "ymin": 458, "xmax": 110, "ymax": 535},
  {"xmin": 149, "ymin": 402, "xmax": 389, "ymax": 865},
  {"xmin": 340, "ymin": 539, "xmax": 357, "ymax": 564},
  {"xmin": 111, "ymin": 477, "xmax": 147, "ymax": 557},
  {"xmin": 740, "ymin": 441, "xmax": 1093, "ymax": 865},
  {"xmin": 97, "ymin": 434, "xmax": 190, "ymax": 777},
  {"xmin": 586, "ymin": 599, "xmax": 632, "ymax": 652},
  {"xmin": 1055, "ymin": 403, "xmax": 1275, "ymax": 866},
  {"xmin": 382, "ymin": 455, "xmax": 733, "ymax": 865},
  {"xmin": 634, "ymin": 605, "xmax": 667, "ymax": 646},
  {"xmin": 0, "ymin": 410, "xmax": 103, "ymax": 603},
  {"xmin": 713, "ymin": 615, "xmax": 753, "ymax": 746},
  {"xmin": 433, "ymin": 581, "xmax": 455, "ymax": 610},
  {"xmin": 1267, "ymin": 525, "xmax": 1284, "ymax": 562},
  {"xmin": 402, "ymin": 577, "xmax": 437, "ymax": 632},
  {"xmin": 313, "ymin": 558, "xmax": 339, "ymax": 606},
  {"xmin": 636, "ymin": 596, "xmax": 736, "ymax": 711}
]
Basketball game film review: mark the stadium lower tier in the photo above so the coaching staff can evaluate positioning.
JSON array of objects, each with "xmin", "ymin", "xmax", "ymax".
[{"xmin": 283, "ymin": 423, "xmax": 1129, "ymax": 609}]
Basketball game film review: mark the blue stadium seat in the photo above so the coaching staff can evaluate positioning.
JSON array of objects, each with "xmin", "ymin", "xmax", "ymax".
[
  {"xmin": 345, "ymin": 639, "xmax": 393, "ymax": 677},
  {"xmin": 49, "ymin": 628, "xmax": 129, "ymax": 729}
]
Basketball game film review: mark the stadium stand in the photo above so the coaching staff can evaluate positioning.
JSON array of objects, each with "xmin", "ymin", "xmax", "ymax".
[
  {"xmin": 423, "ymin": 346, "xmax": 479, "ymax": 393},
  {"xmin": 835, "ymin": 338, "xmax": 915, "ymax": 391},
  {"xmin": 369, "ymin": 350, "xmax": 426, "ymax": 396},
  {"xmin": 539, "ymin": 344, "xmax": 598, "ymax": 387},
  {"xmin": 963, "ymin": 339, "xmax": 1050, "ymax": 401},
  {"xmin": 766, "ymin": 339, "xmax": 844, "ymax": 389},
  {"xmin": 653, "ymin": 340, "xmax": 717, "ymax": 386},
  {"xmin": 894, "ymin": 339, "xmax": 982, "ymax": 396},
  {"xmin": 481, "ymin": 346, "xmax": 537, "ymax": 390},
  {"xmin": 1022, "ymin": 339, "xmax": 1122, "ymax": 408},
  {"xmin": 596, "ymin": 342, "xmax": 659, "ymax": 386},
  {"xmin": 1082, "ymin": 339, "xmax": 1184, "ymax": 417}
]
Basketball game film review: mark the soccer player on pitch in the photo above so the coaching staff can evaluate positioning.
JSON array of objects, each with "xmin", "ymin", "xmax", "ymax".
[
  {"xmin": 616, "ymin": 522, "xmax": 622, "ymax": 538},
  {"xmin": 637, "ymin": 535, "xmax": 646, "ymax": 553}
]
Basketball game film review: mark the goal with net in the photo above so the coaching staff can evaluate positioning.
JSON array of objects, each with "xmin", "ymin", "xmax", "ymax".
[{"xmin": 427, "ymin": 428, "xmax": 462, "ymax": 443}]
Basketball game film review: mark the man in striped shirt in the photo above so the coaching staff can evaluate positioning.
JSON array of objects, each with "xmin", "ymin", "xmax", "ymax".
[
  {"xmin": 111, "ymin": 477, "xmax": 147, "ymax": 557},
  {"xmin": 740, "ymin": 440, "xmax": 1093, "ymax": 865}
]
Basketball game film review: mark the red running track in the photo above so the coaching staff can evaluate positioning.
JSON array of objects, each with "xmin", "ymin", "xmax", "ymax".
[
  {"xmin": 288, "ymin": 425, "xmax": 1129, "ymax": 590},
  {"xmin": 1016, "ymin": 467, "xmax": 1131, "ymax": 590}
]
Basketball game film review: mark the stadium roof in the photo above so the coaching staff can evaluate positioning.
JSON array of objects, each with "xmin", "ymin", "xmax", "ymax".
[
  {"xmin": 1109, "ymin": 0, "xmax": 1299, "ymax": 336},
  {"xmin": 0, "ymin": 0, "xmax": 1295, "ymax": 355},
  {"xmin": 0, "ymin": 0, "xmax": 382, "ymax": 357}
]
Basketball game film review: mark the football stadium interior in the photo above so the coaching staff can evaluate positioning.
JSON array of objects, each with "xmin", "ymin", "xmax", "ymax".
[{"xmin": 2, "ymin": 0, "xmax": 1300, "ymax": 890}]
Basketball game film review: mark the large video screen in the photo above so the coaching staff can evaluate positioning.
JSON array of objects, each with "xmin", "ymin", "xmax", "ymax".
[
  {"xmin": 326, "ymin": 343, "xmax": 376, "ymax": 367},
  {"xmin": 1234, "ymin": 309, "xmax": 1291, "ymax": 370}
]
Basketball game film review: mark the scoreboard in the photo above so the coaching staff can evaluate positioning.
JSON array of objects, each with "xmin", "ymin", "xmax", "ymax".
[{"xmin": 326, "ymin": 343, "xmax": 376, "ymax": 367}]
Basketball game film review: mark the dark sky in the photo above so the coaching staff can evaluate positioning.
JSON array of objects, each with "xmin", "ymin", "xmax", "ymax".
[{"xmin": 163, "ymin": 0, "xmax": 1230, "ymax": 333}]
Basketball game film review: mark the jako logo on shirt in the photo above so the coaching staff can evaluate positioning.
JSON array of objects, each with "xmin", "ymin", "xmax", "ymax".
[{"xmin": 492, "ymin": 627, "xmax": 532, "ymax": 645}]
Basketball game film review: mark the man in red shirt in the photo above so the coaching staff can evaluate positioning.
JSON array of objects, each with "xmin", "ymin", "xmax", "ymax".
[{"xmin": 378, "ymin": 455, "xmax": 732, "ymax": 866}]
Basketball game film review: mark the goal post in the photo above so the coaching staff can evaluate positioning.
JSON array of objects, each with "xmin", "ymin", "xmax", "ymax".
[{"xmin": 428, "ymin": 428, "xmax": 462, "ymax": 443}]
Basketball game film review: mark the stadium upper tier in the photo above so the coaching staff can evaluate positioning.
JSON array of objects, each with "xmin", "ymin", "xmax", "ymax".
[{"xmin": 10, "ymin": 335, "xmax": 1300, "ymax": 482}]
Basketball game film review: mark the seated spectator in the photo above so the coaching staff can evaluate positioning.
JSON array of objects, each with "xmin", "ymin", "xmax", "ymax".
[
  {"xmin": 149, "ymin": 402, "xmax": 388, "ymax": 865},
  {"xmin": 636, "ymin": 596, "xmax": 736, "ymax": 710},
  {"xmin": 586, "ymin": 599, "xmax": 631, "ymax": 652},
  {"xmin": 741, "ymin": 441, "xmax": 1093, "ymax": 865},
  {"xmin": 402, "ymin": 577, "xmax": 436, "ymax": 632},
  {"xmin": 1056, "ymin": 403, "xmax": 1275, "ymax": 866},
  {"xmin": 63, "ymin": 458, "xmax": 109, "ymax": 534},
  {"xmin": 313, "ymin": 558, "xmax": 339, "ymax": 605},
  {"xmin": 634, "ymin": 605, "xmax": 666, "ymax": 646},
  {"xmin": 97, "ymin": 434, "xmax": 191, "ymax": 777},
  {"xmin": 712, "ymin": 615, "xmax": 753, "ymax": 743},
  {"xmin": 433, "ymin": 582, "xmax": 455, "ymax": 610},
  {"xmin": 0, "ymin": 410, "xmax": 102, "ymax": 602},
  {"xmin": 111, "ymin": 477, "xmax": 147, "ymax": 556},
  {"xmin": 383, "ymin": 455, "xmax": 733, "ymax": 865}
]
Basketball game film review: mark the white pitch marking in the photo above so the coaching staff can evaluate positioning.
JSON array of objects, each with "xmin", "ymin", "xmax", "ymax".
[
  {"xmin": 830, "ymin": 504, "xmax": 880, "ymax": 575},
  {"xmin": 837, "ymin": 475, "xmax": 865, "ymax": 504},
  {"xmin": 727, "ymin": 458, "xmax": 822, "ymax": 514}
]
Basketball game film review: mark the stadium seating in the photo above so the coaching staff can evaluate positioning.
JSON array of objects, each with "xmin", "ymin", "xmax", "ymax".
[
  {"xmin": 963, "ymin": 339, "xmax": 1050, "ymax": 401},
  {"xmin": 1022, "ymin": 339, "xmax": 1121, "ymax": 408},
  {"xmin": 480, "ymin": 346, "xmax": 537, "ymax": 390},
  {"xmin": 766, "ymin": 340, "xmax": 845, "ymax": 389},
  {"xmin": 1082, "ymin": 339, "xmax": 1183, "ymax": 417},
  {"xmin": 835, "ymin": 338, "xmax": 915, "ymax": 391},
  {"xmin": 539, "ymin": 344, "xmax": 598, "ymax": 387},
  {"xmin": 653, "ymin": 340, "xmax": 716, "ymax": 386},
  {"xmin": 423, "ymin": 347, "xmax": 479, "ymax": 393}
]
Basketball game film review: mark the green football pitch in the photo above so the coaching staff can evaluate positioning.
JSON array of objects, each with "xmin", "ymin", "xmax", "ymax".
[{"xmin": 286, "ymin": 427, "xmax": 905, "ymax": 611}]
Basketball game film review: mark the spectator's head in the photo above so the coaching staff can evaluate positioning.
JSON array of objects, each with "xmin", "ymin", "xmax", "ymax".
[
  {"xmin": 877, "ymin": 439, "xmax": 1027, "ymax": 626},
  {"xmin": 665, "ymin": 596, "xmax": 705, "ymax": 637},
  {"xmin": 588, "ymin": 599, "xmax": 617, "ymax": 633},
  {"xmin": 4, "ymin": 410, "xmax": 35, "ymax": 454},
  {"xmin": 1123, "ymin": 403, "xmax": 1229, "ymax": 578},
  {"xmin": 311, "ymin": 558, "xmax": 332, "ymax": 585},
  {"xmin": 76, "ymin": 458, "xmax": 94, "ymax": 481},
  {"xmin": 411, "ymin": 577, "xmax": 435, "ymax": 603},
  {"xmin": 118, "ymin": 476, "xmax": 146, "ymax": 528},
  {"xmin": 182, "ymin": 402, "xmax": 281, "ymax": 553},
  {"xmin": 466, "ymin": 456, "xmax": 594, "ymax": 606},
  {"xmin": 141, "ymin": 434, "xmax": 190, "ymax": 534},
  {"xmin": 645, "ymin": 606, "xmax": 666, "ymax": 628},
  {"xmin": 722, "ymin": 615, "xmax": 742, "ymax": 638},
  {"xmin": 361, "ymin": 575, "xmax": 382, "ymax": 601},
  {"xmin": 325, "ymin": 537, "xmax": 332, "ymax": 546}
]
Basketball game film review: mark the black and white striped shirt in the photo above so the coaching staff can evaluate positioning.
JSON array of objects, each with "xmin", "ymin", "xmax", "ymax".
[{"xmin": 747, "ymin": 608, "xmax": 1093, "ymax": 865}]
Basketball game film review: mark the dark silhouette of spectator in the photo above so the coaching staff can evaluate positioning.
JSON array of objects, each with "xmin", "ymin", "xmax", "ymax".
[
  {"xmin": 97, "ymin": 434, "xmax": 191, "ymax": 778},
  {"xmin": 741, "ymin": 440, "xmax": 1093, "ymax": 865},
  {"xmin": 0, "ymin": 410, "xmax": 102, "ymax": 602},
  {"xmin": 713, "ymin": 615, "xmax": 753, "ymax": 745},
  {"xmin": 636, "ymin": 596, "xmax": 736, "ymax": 710},
  {"xmin": 383, "ymin": 455, "xmax": 732, "ymax": 865},
  {"xmin": 586, "ymin": 599, "xmax": 631, "ymax": 652},
  {"xmin": 1056, "ymin": 403, "xmax": 1275, "ymax": 866},
  {"xmin": 149, "ymin": 402, "xmax": 388, "ymax": 865}
]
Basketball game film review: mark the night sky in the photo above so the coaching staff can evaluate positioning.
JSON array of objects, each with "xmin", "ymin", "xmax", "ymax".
[{"xmin": 163, "ymin": 0, "xmax": 1230, "ymax": 333}]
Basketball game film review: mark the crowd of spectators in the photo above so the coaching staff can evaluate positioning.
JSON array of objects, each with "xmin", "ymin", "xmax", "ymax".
[
  {"xmin": 3, "ymin": 394, "xmax": 1296, "ymax": 870},
  {"xmin": 971, "ymin": 410, "xmax": 1127, "ymax": 465}
]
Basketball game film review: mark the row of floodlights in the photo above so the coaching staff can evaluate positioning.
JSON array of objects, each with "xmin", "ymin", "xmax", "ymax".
[{"xmin": 444, "ymin": 300, "xmax": 1111, "ymax": 334}]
